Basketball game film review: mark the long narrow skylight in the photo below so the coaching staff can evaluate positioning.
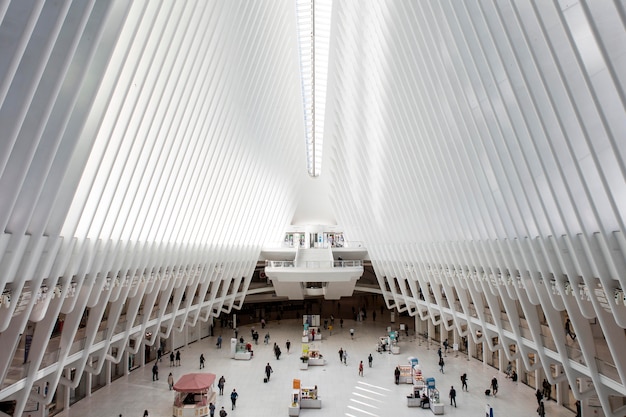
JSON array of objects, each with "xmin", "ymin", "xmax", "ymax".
[{"xmin": 296, "ymin": 0, "xmax": 332, "ymax": 177}]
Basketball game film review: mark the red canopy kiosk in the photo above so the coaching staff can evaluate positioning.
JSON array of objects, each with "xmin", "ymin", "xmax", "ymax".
[{"xmin": 173, "ymin": 373, "xmax": 217, "ymax": 417}]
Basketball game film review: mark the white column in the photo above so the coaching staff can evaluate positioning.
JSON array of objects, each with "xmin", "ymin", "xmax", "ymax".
[
  {"xmin": 105, "ymin": 359, "xmax": 111, "ymax": 386},
  {"xmin": 86, "ymin": 357, "xmax": 92, "ymax": 397}
]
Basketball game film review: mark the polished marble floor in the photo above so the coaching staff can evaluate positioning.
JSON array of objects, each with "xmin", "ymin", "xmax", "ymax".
[{"xmin": 56, "ymin": 318, "xmax": 576, "ymax": 417}]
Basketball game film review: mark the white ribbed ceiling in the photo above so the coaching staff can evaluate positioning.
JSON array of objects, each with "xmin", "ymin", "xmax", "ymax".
[{"xmin": 0, "ymin": 1, "xmax": 626, "ymax": 416}]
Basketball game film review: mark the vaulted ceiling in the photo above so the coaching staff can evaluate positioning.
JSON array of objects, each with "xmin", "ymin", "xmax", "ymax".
[{"xmin": 0, "ymin": 1, "xmax": 625, "ymax": 416}]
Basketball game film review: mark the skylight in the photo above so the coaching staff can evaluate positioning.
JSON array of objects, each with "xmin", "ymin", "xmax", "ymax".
[{"xmin": 296, "ymin": 0, "xmax": 332, "ymax": 177}]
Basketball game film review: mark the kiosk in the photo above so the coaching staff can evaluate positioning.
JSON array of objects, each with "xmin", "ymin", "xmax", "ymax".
[
  {"xmin": 230, "ymin": 338, "xmax": 252, "ymax": 360},
  {"xmin": 289, "ymin": 379, "xmax": 321, "ymax": 415},
  {"xmin": 172, "ymin": 373, "xmax": 217, "ymax": 417},
  {"xmin": 307, "ymin": 349, "xmax": 326, "ymax": 366}
]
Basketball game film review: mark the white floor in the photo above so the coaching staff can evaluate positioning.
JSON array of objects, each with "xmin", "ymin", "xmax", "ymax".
[{"xmin": 56, "ymin": 319, "xmax": 576, "ymax": 417}]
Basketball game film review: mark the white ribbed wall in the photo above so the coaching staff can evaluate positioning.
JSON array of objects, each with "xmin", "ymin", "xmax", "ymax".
[
  {"xmin": 327, "ymin": 1, "xmax": 626, "ymax": 416},
  {"xmin": 0, "ymin": 1, "xmax": 624, "ymax": 416}
]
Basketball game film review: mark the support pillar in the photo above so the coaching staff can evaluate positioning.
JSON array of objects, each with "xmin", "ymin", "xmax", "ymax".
[
  {"xmin": 123, "ymin": 351, "xmax": 129, "ymax": 376},
  {"xmin": 482, "ymin": 341, "xmax": 488, "ymax": 363},
  {"xmin": 63, "ymin": 369, "xmax": 70, "ymax": 413},
  {"xmin": 86, "ymin": 357, "xmax": 92, "ymax": 397},
  {"xmin": 105, "ymin": 359, "xmax": 111, "ymax": 386},
  {"xmin": 427, "ymin": 320, "xmax": 435, "ymax": 350}
]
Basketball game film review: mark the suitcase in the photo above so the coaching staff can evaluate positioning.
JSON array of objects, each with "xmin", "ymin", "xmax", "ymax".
[{"xmin": 264, "ymin": 377, "xmax": 268, "ymax": 383}]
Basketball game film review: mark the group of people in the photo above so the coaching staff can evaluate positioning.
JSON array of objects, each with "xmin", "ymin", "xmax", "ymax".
[
  {"xmin": 169, "ymin": 350, "xmax": 181, "ymax": 366},
  {"xmin": 208, "ymin": 376, "xmax": 238, "ymax": 416}
]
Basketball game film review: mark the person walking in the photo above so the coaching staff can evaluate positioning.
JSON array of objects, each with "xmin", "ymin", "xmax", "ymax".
[
  {"xmin": 200, "ymin": 354, "xmax": 205, "ymax": 369},
  {"xmin": 368, "ymin": 353, "xmax": 373, "ymax": 368},
  {"xmin": 217, "ymin": 335, "xmax": 222, "ymax": 349},
  {"xmin": 265, "ymin": 363, "xmax": 273, "ymax": 381},
  {"xmin": 449, "ymin": 386, "xmax": 457, "ymax": 407},
  {"xmin": 338, "ymin": 348, "xmax": 344, "ymax": 362},
  {"xmin": 537, "ymin": 399, "xmax": 546, "ymax": 417},
  {"xmin": 394, "ymin": 366, "xmax": 401, "ymax": 384},
  {"xmin": 170, "ymin": 351, "xmax": 175, "ymax": 367},
  {"xmin": 350, "ymin": 328, "xmax": 355, "ymax": 339},
  {"xmin": 340, "ymin": 318, "xmax": 344, "ymax": 328},
  {"xmin": 358, "ymin": 361, "xmax": 364, "ymax": 376},
  {"xmin": 209, "ymin": 402, "xmax": 215, "ymax": 417},
  {"xmin": 543, "ymin": 378, "xmax": 551, "ymax": 400},
  {"xmin": 230, "ymin": 389, "xmax": 238, "ymax": 410},
  {"xmin": 219, "ymin": 406, "xmax": 227, "ymax": 417},
  {"xmin": 168, "ymin": 373, "xmax": 174, "ymax": 390},
  {"xmin": 439, "ymin": 357, "xmax": 445, "ymax": 373},
  {"xmin": 286, "ymin": 339, "xmax": 291, "ymax": 353},
  {"xmin": 491, "ymin": 376, "xmax": 498, "ymax": 397},
  {"xmin": 264, "ymin": 333, "xmax": 270, "ymax": 345},
  {"xmin": 460, "ymin": 373, "xmax": 468, "ymax": 391},
  {"xmin": 536, "ymin": 389, "xmax": 544, "ymax": 406},
  {"xmin": 143, "ymin": 410, "xmax": 149, "ymax": 417},
  {"xmin": 565, "ymin": 318, "xmax": 576, "ymax": 341},
  {"xmin": 437, "ymin": 347, "xmax": 442, "ymax": 360},
  {"xmin": 343, "ymin": 349, "xmax": 348, "ymax": 365},
  {"xmin": 152, "ymin": 363, "xmax": 159, "ymax": 381},
  {"xmin": 218, "ymin": 376, "xmax": 226, "ymax": 395},
  {"xmin": 175, "ymin": 350, "xmax": 181, "ymax": 366}
]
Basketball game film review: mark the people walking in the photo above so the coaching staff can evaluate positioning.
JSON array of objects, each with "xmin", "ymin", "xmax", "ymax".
[
  {"xmin": 449, "ymin": 386, "xmax": 457, "ymax": 407},
  {"xmin": 265, "ymin": 363, "xmax": 273, "ymax": 381},
  {"xmin": 439, "ymin": 357, "xmax": 445, "ymax": 373},
  {"xmin": 219, "ymin": 406, "xmax": 227, "ymax": 417},
  {"xmin": 350, "ymin": 328, "xmax": 355, "ymax": 339},
  {"xmin": 358, "ymin": 361, "xmax": 364, "ymax": 376},
  {"xmin": 218, "ymin": 376, "xmax": 226, "ymax": 395},
  {"xmin": 264, "ymin": 333, "xmax": 270, "ymax": 345},
  {"xmin": 461, "ymin": 373, "xmax": 468, "ymax": 391},
  {"xmin": 343, "ymin": 349, "xmax": 348, "ymax": 365},
  {"xmin": 152, "ymin": 363, "xmax": 159, "ymax": 381},
  {"xmin": 437, "ymin": 347, "xmax": 442, "ymax": 359},
  {"xmin": 168, "ymin": 373, "xmax": 174, "ymax": 390},
  {"xmin": 274, "ymin": 344, "xmax": 282, "ymax": 360},
  {"xmin": 394, "ymin": 366, "xmax": 401, "ymax": 384},
  {"xmin": 491, "ymin": 376, "xmax": 498, "ymax": 397},
  {"xmin": 209, "ymin": 402, "xmax": 215, "ymax": 417},
  {"xmin": 175, "ymin": 350, "xmax": 181, "ymax": 366},
  {"xmin": 230, "ymin": 389, "xmax": 238, "ymax": 410},
  {"xmin": 170, "ymin": 351, "xmax": 175, "ymax": 366},
  {"xmin": 217, "ymin": 335, "xmax": 222, "ymax": 349},
  {"xmin": 338, "ymin": 348, "xmax": 344, "ymax": 362},
  {"xmin": 200, "ymin": 354, "xmax": 205, "ymax": 369},
  {"xmin": 368, "ymin": 353, "xmax": 373, "ymax": 367},
  {"xmin": 286, "ymin": 339, "xmax": 291, "ymax": 353}
]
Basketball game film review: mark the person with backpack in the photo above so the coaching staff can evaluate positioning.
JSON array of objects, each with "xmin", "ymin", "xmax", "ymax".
[
  {"xmin": 219, "ymin": 406, "xmax": 227, "ymax": 417},
  {"xmin": 230, "ymin": 389, "xmax": 239, "ymax": 410},
  {"xmin": 461, "ymin": 373, "xmax": 468, "ymax": 391}
]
